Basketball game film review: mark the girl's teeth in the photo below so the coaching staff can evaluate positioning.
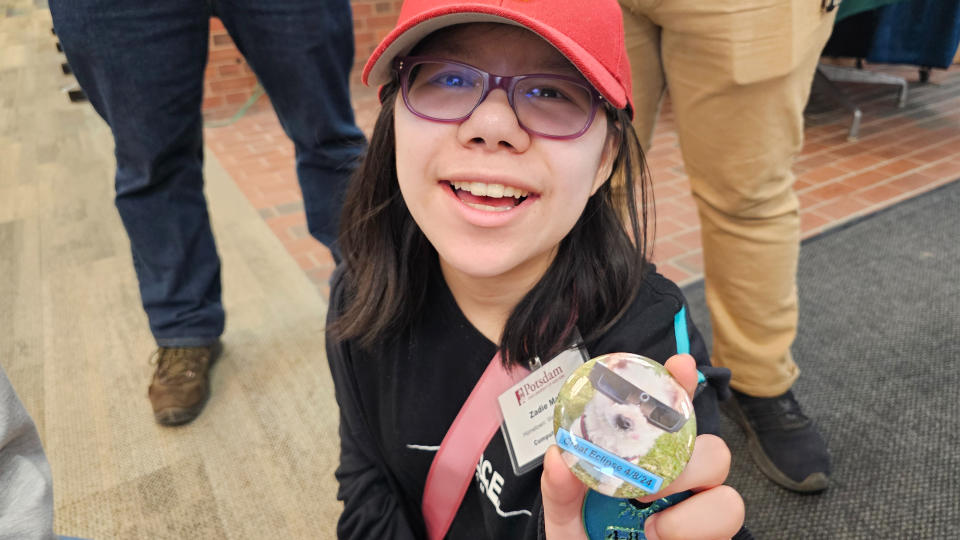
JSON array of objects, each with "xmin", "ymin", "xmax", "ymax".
[
  {"xmin": 470, "ymin": 182, "xmax": 488, "ymax": 197},
  {"xmin": 466, "ymin": 202, "xmax": 512, "ymax": 212},
  {"xmin": 452, "ymin": 181, "xmax": 530, "ymax": 199}
]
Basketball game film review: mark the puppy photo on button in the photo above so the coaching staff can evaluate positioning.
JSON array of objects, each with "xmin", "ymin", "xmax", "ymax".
[{"xmin": 554, "ymin": 353, "xmax": 697, "ymax": 498}]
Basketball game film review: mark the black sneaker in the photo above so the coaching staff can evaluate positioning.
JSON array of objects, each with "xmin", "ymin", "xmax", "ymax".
[{"xmin": 722, "ymin": 389, "xmax": 831, "ymax": 493}]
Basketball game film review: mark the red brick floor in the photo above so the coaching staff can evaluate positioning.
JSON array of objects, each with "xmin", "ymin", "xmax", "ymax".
[{"xmin": 203, "ymin": 63, "xmax": 960, "ymax": 296}]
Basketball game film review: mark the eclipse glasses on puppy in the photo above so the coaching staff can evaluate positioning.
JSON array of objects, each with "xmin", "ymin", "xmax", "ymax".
[{"xmin": 588, "ymin": 363, "xmax": 687, "ymax": 433}]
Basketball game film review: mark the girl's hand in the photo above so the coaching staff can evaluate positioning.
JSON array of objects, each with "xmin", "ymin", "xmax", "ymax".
[{"xmin": 540, "ymin": 354, "xmax": 745, "ymax": 540}]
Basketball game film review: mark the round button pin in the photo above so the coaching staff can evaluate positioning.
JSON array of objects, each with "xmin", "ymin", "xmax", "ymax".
[{"xmin": 553, "ymin": 353, "xmax": 696, "ymax": 498}]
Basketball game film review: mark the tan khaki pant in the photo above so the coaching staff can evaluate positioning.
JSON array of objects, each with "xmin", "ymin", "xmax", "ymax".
[{"xmin": 619, "ymin": 0, "xmax": 836, "ymax": 396}]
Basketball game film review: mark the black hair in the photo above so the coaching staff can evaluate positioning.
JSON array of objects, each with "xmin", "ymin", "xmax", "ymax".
[{"xmin": 330, "ymin": 77, "xmax": 653, "ymax": 370}]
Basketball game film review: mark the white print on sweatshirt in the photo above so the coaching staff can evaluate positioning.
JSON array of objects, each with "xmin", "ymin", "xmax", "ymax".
[{"xmin": 406, "ymin": 444, "xmax": 533, "ymax": 519}]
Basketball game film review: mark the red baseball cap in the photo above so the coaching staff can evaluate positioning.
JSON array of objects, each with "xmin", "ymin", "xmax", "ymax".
[{"xmin": 362, "ymin": 0, "xmax": 633, "ymax": 115}]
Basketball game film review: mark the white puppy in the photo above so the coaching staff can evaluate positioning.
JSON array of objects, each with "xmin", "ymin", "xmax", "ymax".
[{"xmin": 566, "ymin": 356, "xmax": 686, "ymax": 493}]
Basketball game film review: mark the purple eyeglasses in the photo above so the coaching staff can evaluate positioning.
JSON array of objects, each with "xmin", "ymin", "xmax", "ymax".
[{"xmin": 394, "ymin": 56, "xmax": 603, "ymax": 140}]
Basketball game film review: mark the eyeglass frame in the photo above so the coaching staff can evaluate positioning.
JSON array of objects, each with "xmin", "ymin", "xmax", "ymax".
[{"xmin": 393, "ymin": 55, "xmax": 605, "ymax": 140}]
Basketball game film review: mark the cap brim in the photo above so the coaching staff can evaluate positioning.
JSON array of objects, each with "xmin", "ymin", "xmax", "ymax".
[{"xmin": 362, "ymin": 8, "xmax": 627, "ymax": 110}]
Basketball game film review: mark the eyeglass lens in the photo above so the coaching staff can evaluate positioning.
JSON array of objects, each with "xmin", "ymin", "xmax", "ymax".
[{"xmin": 404, "ymin": 61, "xmax": 595, "ymax": 138}]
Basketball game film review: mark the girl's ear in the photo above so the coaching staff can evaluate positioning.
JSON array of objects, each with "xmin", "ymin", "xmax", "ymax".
[{"xmin": 590, "ymin": 123, "xmax": 620, "ymax": 196}]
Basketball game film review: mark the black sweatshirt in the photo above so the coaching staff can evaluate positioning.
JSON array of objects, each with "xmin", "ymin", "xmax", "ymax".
[{"xmin": 326, "ymin": 265, "xmax": 730, "ymax": 540}]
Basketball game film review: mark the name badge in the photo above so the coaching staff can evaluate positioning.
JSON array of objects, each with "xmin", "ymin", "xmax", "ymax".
[{"xmin": 498, "ymin": 344, "xmax": 587, "ymax": 475}]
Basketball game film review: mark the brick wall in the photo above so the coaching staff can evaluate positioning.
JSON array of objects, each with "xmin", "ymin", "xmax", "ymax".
[
  {"xmin": 202, "ymin": 17, "xmax": 261, "ymax": 121},
  {"xmin": 201, "ymin": 2, "xmax": 402, "ymax": 120},
  {"xmin": 350, "ymin": 0, "xmax": 404, "ymax": 89}
]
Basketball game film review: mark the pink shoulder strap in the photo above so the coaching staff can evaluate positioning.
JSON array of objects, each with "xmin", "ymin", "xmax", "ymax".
[{"xmin": 422, "ymin": 352, "xmax": 528, "ymax": 540}]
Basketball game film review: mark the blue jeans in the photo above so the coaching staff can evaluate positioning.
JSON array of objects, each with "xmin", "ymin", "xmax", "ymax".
[{"xmin": 49, "ymin": 0, "xmax": 366, "ymax": 347}]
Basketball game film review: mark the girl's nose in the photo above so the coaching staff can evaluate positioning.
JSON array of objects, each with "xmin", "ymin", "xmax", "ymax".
[{"xmin": 457, "ymin": 88, "xmax": 531, "ymax": 152}]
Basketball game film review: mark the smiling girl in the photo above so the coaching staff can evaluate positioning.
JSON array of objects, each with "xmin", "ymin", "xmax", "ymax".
[{"xmin": 325, "ymin": 1, "xmax": 745, "ymax": 539}]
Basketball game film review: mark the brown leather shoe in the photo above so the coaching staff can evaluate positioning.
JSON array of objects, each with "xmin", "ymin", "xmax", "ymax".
[{"xmin": 147, "ymin": 342, "xmax": 221, "ymax": 426}]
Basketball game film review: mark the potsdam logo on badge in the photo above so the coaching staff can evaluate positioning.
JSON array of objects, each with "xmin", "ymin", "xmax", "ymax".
[{"xmin": 514, "ymin": 365, "xmax": 565, "ymax": 405}]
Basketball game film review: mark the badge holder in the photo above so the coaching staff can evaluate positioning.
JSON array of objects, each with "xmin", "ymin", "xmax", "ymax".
[{"xmin": 497, "ymin": 338, "xmax": 588, "ymax": 476}]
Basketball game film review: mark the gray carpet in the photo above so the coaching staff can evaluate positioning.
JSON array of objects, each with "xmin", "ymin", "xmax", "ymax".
[{"xmin": 683, "ymin": 180, "xmax": 960, "ymax": 539}]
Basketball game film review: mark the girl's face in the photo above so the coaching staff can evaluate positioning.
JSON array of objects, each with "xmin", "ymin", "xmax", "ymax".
[{"xmin": 394, "ymin": 24, "xmax": 615, "ymax": 287}]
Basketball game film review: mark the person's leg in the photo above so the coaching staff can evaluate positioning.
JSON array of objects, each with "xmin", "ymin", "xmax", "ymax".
[
  {"xmin": 619, "ymin": 1, "xmax": 667, "ymax": 152},
  {"xmin": 652, "ymin": 0, "xmax": 836, "ymax": 491},
  {"xmin": 654, "ymin": 0, "xmax": 834, "ymax": 396},
  {"xmin": 49, "ymin": 0, "xmax": 224, "ymax": 346},
  {"xmin": 214, "ymin": 0, "xmax": 367, "ymax": 260},
  {"xmin": 51, "ymin": 1, "xmax": 223, "ymax": 425},
  {"xmin": 619, "ymin": 0, "xmax": 666, "ymax": 251}
]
